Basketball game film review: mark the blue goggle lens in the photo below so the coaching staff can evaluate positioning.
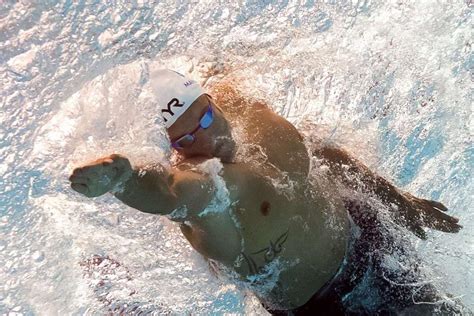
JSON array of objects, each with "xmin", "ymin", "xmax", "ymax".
[
  {"xmin": 200, "ymin": 106, "xmax": 213, "ymax": 129},
  {"xmin": 171, "ymin": 104, "xmax": 214, "ymax": 149}
]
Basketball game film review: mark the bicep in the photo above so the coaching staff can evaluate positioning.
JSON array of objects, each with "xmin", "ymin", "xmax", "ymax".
[{"xmin": 171, "ymin": 169, "xmax": 215, "ymax": 218}]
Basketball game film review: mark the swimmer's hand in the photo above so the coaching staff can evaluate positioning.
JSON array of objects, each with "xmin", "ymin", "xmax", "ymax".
[
  {"xmin": 69, "ymin": 154, "xmax": 133, "ymax": 198},
  {"xmin": 311, "ymin": 144, "xmax": 461, "ymax": 238},
  {"xmin": 400, "ymin": 192, "xmax": 461, "ymax": 237}
]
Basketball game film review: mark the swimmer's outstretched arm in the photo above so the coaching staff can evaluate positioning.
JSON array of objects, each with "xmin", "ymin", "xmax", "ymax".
[
  {"xmin": 69, "ymin": 154, "xmax": 214, "ymax": 219},
  {"xmin": 312, "ymin": 145, "xmax": 461, "ymax": 239}
]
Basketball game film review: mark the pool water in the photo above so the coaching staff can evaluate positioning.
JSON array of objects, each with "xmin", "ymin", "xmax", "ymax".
[{"xmin": 1, "ymin": 1, "xmax": 472, "ymax": 314}]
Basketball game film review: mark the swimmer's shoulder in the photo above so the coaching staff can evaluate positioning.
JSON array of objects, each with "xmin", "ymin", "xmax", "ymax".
[
  {"xmin": 208, "ymin": 82, "xmax": 299, "ymax": 132},
  {"xmin": 208, "ymin": 83, "xmax": 268, "ymax": 116}
]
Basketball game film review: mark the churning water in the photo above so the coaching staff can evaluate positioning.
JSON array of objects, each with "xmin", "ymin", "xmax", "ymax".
[{"xmin": 1, "ymin": 0, "xmax": 472, "ymax": 314}]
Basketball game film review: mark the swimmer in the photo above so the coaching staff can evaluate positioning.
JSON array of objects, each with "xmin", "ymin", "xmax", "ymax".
[{"xmin": 69, "ymin": 69, "xmax": 467, "ymax": 315}]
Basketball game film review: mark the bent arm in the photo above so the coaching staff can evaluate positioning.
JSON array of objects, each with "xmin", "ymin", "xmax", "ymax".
[
  {"xmin": 312, "ymin": 145, "xmax": 461, "ymax": 238},
  {"xmin": 113, "ymin": 165, "xmax": 177, "ymax": 215},
  {"xmin": 116, "ymin": 164, "xmax": 215, "ymax": 219},
  {"xmin": 69, "ymin": 155, "xmax": 214, "ymax": 220}
]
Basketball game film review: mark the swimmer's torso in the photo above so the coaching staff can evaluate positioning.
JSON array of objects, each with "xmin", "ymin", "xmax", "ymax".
[{"xmin": 178, "ymin": 161, "xmax": 349, "ymax": 309}]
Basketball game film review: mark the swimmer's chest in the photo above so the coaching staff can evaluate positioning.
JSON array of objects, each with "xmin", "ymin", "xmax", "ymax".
[
  {"xmin": 184, "ymin": 167, "xmax": 312, "ymax": 272},
  {"xmin": 179, "ymin": 182, "xmax": 297, "ymax": 266},
  {"xmin": 180, "ymin": 168, "xmax": 347, "ymax": 309}
]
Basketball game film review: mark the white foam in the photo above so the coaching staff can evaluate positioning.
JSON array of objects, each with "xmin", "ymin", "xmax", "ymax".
[
  {"xmin": 1, "ymin": 0, "xmax": 472, "ymax": 313},
  {"xmin": 196, "ymin": 158, "xmax": 231, "ymax": 217}
]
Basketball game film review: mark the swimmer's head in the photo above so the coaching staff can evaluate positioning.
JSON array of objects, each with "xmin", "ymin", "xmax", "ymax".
[
  {"xmin": 150, "ymin": 69, "xmax": 235, "ymax": 161},
  {"xmin": 151, "ymin": 69, "xmax": 205, "ymax": 128}
]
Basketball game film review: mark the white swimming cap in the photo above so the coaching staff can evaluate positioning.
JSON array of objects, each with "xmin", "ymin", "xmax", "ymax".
[{"xmin": 149, "ymin": 69, "xmax": 205, "ymax": 128}]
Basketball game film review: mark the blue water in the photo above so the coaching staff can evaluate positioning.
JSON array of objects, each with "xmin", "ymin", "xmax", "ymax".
[{"xmin": 1, "ymin": 1, "xmax": 472, "ymax": 314}]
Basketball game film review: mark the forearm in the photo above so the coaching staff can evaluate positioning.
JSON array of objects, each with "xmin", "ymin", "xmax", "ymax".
[
  {"xmin": 113, "ymin": 165, "xmax": 178, "ymax": 215},
  {"xmin": 315, "ymin": 145, "xmax": 460, "ymax": 237},
  {"xmin": 348, "ymin": 158, "xmax": 401, "ymax": 203},
  {"xmin": 69, "ymin": 155, "xmax": 204, "ymax": 217},
  {"xmin": 316, "ymin": 145, "xmax": 400, "ymax": 200}
]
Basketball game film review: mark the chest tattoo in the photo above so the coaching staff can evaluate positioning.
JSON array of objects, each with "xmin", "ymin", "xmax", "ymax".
[{"xmin": 242, "ymin": 229, "xmax": 289, "ymax": 275}]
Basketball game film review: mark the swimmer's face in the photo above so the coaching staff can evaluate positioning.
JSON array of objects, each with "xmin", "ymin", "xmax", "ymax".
[{"xmin": 167, "ymin": 95, "xmax": 235, "ymax": 162}]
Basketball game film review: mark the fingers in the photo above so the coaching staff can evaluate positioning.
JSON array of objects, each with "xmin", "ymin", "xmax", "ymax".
[
  {"xmin": 70, "ymin": 171, "xmax": 91, "ymax": 196},
  {"xmin": 71, "ymin": 164, "xmax": 104, "ymax": 178},
  {"xmin": 69, "ymin": 174, "xmax": 88, "ymax": 184},
  {"xmin": 408, "ymin": 196, "xmax": 460, "ymax": 232},
  {"xmin": 435, "ymin": 210, "xmax": 459, "ymax": 223},
  {"xmin": 101, "ymin": 158, "xmax": 114, "ymax": 166},
  {"xmin": 71, "ymin": 165, "xmax": 95, "ymax": 177},
  {"xmin": 429, "ymin": 220, "xmax": 462, "ymax": 233},
  {"xmin": 408, "ymin": 215, "xmax": 460, "ymax": 238},
  {"xmin": 69, "ymin": 154, "xmax": 131, "ymax": 197},
  {"xmin": 425, "ymin": 199, "xmax": 448, "ymax": 212},
  {"xmin": 109, "ymin": 154, "xmax": 125, "ymax": 160},
  {"xmin": 418, "ymin": 200, "xmax": 459, "ymax": 224},
  {"xmin": 397, "ymin": 193, "xmax": 462, "ymax": 237},
  {"xmin": 69, "ymin": 165, "xmax": 102, "ymax": 197},
  {"xmin": 71, "ymin": 183, "xmax": 88, "ymax": 195},
  {"xmin": 420, "ymin": 207, "xmax": 461, "ymax": 233},
  {"xmin": 430, "ymin": 214, "xmax": 460, "ymax": 229},
  {"xmin": 71, "ymin": 166, "xmax": 85, "ymax": 177}
]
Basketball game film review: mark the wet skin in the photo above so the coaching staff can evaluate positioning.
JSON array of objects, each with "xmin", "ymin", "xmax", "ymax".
[
  {"xmin": 69, "ymin": 82, "xmax": 460, "ymax": 310},
  {"xmin": 204, "ymin": 84, "xmax": 460, "ymax": 237}
]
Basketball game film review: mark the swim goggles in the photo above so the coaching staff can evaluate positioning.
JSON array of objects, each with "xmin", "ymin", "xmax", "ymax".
[{"xmin": 171, "ymin": 104, "xmax": 214, "ymax": 149}]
